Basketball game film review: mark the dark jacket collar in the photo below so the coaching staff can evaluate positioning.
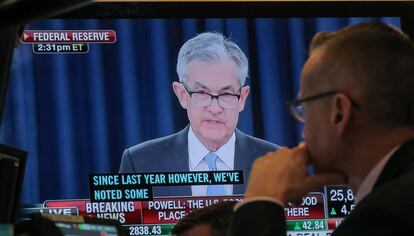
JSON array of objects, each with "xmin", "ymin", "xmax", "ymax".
[{"xmin": 374, "ymin": 139, "xmax": 414, "ymax": 189}]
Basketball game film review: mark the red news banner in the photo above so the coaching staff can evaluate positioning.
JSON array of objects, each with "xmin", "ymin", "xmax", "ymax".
[
  {"xmin": 44, "ymin": 196, "xmax": 243, "ymax": 224},
  {"xmin": 43, "ymin": 193, "xmax": 324, "ymax": 225},
  {"xmin": 20, "ymin": 30, "xmax": 117, "ymax": 54},
  {"xmin": 285, "ymin": 193, "xmax": 325, "ymax": 220},
  {"xmin": 20, "ymin": 30, "xmax": 117, "ymax": 43}
]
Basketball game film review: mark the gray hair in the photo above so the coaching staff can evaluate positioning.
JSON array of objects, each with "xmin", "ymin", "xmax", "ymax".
[{"xmin": 176, "ymin": 32, "xmax": 249, "ymax": 86}]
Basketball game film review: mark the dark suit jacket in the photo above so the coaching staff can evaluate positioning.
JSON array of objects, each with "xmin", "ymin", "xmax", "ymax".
[
  {"xmin": 229, "ymin": 139, "xmax": 414, "ymax": 236},
  {"xmin": 119, "ymin": 126, "xmax": 279, "ymax": 197}
]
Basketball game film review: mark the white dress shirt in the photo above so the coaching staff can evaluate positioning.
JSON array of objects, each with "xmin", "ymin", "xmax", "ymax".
[
  {"xmin": 188, "ymin": 125, "xmax": 235, "ymax": 196},
  {"xmin": 355, "ymin": 144, "xmax": 401, "ymax": 203}
]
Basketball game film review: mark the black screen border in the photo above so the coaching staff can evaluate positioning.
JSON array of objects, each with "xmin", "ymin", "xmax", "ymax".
[
  {"xmin": 53, "ymin": 1, "xmax": 414, "ymax": 50},
  {"xmin": 55, "ymin": 1, "xmax": 414, "ymax": 18}
]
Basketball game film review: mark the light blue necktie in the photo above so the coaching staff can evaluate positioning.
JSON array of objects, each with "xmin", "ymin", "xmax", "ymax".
[{"xmin": 204, "ymin": 152, "xmax": 226, "ymax": 196}]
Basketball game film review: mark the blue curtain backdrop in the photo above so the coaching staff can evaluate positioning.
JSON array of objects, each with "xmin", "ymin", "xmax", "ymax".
[{"xmin": 0, "ymin": 17, "xmax": 400, "ymax": 203}]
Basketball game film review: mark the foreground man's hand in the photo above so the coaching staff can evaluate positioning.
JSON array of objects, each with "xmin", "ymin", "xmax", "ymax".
[{"xmin": 245, "ymin": 143, "xmax": 346, "ymax": 204}]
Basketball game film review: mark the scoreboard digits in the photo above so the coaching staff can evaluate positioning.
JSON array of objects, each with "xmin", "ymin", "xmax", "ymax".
[
  {"xmin": 326, "ymin": 186, "xmax": 355, "ymax": 218},
  {"xmin": 127, "ymin": 224, "xmax": 171, "ymax": 236}
]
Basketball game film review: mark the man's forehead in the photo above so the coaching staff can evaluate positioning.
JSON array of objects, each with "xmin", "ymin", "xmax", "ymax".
[
  {"xmin": 186, "ymin": 60, "xmax": 241, "ymax": 91},
  {"xmin": 190, "ymin": 80, "xmax": 236, "ymax": 90}
]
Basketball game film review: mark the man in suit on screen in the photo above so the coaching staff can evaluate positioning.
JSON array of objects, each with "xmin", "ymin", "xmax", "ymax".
[
  {"xmin": 229, "ymin": 22, "xmax": 414, "ymax": 235},
  {"xmin": 119, "ymin": 32, "xmax": 279, "ymax": 197}
]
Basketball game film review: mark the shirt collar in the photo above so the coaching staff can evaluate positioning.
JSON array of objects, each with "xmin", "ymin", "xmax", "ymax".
[
  {"xmin": 215, "ymin": 132, "xmax": 235, "ymax": 169},
  {"xmin": 188, "ymin": 125, "xmax": 235, "ymax": 170},
  {"xmin": 355, "ymin": 144, "xmax": 401, "ymax": 204}
]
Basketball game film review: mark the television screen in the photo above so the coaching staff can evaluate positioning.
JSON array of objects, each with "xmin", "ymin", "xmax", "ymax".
[{"xmin": 0, "ymin": 2, "xmax": 407, "ymax": 235}]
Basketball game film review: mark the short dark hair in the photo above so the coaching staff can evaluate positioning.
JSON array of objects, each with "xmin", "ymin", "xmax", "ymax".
[
  {"xmin": 307, "ymin": 22, "xmax": 414, "ymax": 128},
  {"xmin": 171, "ymin": 201, "xmax": 237, "ymax": 236}
]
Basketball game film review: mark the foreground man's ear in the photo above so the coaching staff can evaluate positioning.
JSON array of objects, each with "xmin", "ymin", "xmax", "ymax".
[{"xmin": 331, "ymin": 93, "xmax": 352, "ymax": 137}]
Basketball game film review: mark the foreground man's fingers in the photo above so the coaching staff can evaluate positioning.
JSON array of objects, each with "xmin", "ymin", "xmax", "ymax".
[{"xmin": 245, "ymin": 144, "xmax": 346, "ymax": 204}]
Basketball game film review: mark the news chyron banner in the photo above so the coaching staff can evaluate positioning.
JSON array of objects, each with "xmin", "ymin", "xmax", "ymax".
[
  {"xmin": 33, "ymin": 188, "xmax": 355, "ymax": 236},
  {"xmin": 22, "ymin": 169, "xmax": 355, "ymax": 236},
  {"xmin": 20, "ymin": 30, "xmax": 116, "ymax": 54},
  {"xmin": 43, "ymin": 196, "xmax": 243, "ymax": 235},
  {"xmin": 89, "ymin": 171, "xmax": 244, "ymax": 202}
]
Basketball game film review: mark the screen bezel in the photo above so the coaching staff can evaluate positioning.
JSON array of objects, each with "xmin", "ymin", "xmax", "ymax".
[
  {"xmin": 54, "ymin": 1, "xmax": 414, "ymax": 18},
  {"xmin": 34, "ymin": 1, "xmax": 414, "ymax": 55}
]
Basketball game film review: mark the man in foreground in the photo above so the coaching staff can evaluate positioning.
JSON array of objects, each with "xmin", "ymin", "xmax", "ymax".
[{"xmin": 230, "ymin": 22, "xmax": 414, "ymax": 235}]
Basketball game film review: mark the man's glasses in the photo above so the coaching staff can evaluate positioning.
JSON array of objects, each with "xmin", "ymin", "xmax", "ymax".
[
  {"xmin": 182, "ymin": 83, "xmax": 241, "ymax": 109},
  {"xmin": 287, "ymin": 90, "xmax": 360, "ymax": 123}
]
